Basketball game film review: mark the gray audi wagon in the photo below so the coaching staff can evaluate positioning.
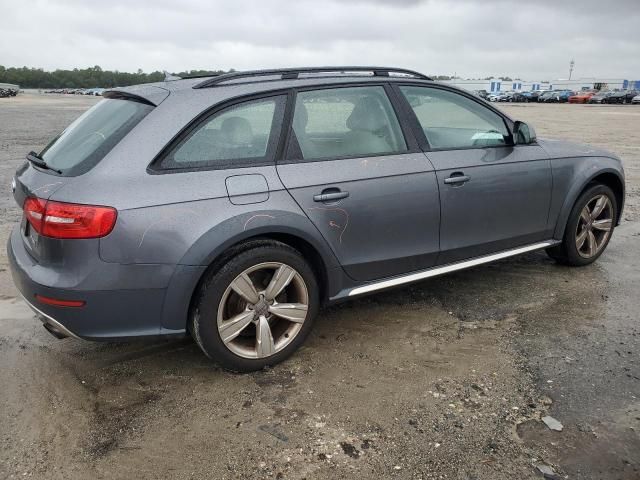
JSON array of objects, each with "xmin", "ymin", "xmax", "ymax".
[{"xmin": 8, "ymin": 67, "xmax": 625, "ymax": 371}]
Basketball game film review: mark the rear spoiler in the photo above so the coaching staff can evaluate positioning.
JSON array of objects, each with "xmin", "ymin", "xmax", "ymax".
[{"xmin": 102, "ymin": 85, "xmax": 170, "ymax": 106}]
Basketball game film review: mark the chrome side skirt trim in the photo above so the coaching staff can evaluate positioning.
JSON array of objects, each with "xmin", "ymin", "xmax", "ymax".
[
  {"xmin": 20, "ymin": 294, "xmax": 81, "ymax": 339},
  {"xmin": 344, "ymin": 240, "xmax": 559, "ymax": 298}
]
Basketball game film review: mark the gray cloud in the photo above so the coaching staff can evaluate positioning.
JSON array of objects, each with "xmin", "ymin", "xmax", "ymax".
[{"xmin": 0, "ymin": 0, "xmax": 638, "ymax": 80}]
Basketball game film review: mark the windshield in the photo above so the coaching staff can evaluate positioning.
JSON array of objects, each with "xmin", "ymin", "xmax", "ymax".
[{"xmin": 40, "ymin": 98, "xmax": 153, "ymax": 176}]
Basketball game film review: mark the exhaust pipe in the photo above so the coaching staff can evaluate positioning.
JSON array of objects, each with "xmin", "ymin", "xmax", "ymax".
[{"xmin": 43, "ymin": 322, "xmax": 69, "ymax": 339}]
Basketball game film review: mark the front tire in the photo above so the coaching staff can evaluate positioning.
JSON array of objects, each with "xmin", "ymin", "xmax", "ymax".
[
  {"xmin": 546, "ymin": 184, "xmax": 617, "ymax": 266},
  {"xmin": 191, "ymin": 241, "xmax": 319, "ymax": 372}
]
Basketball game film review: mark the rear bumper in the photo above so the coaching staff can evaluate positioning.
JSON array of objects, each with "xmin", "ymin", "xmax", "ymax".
[
  {"xmin": 20, "ymin": 294, "xmax": 81, "ymax": 339},
  {"xmin": 7, "ymin": 226, "xmax": 177, "ymax": 340}
]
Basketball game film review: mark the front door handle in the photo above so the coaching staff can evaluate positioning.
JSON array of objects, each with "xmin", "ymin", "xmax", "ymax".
[
  {"xmin": 444, "ymin": 173, "xmax": 471, "ymax": 185},
  {"xmin": 313, "ymin": 189, "xmax": 349, "ymax": 202}
]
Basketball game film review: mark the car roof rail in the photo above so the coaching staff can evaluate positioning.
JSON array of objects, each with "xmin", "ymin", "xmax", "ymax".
[{"xmin": 193, "ymin": 66, "xmax": 432, "ymax": 89}]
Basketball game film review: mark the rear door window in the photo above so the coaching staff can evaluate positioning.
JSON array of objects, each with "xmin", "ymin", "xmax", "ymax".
[
  {"xmin": 159, "ymin": 95, "xmax": 286, "ymax": 170},
  {"xmin": 41, "ymin": 98, "xmax": 153, "ymax": 176},
  {"xmin": 287, "ymin": 86, "xmax": 407, "ymax": 161}
]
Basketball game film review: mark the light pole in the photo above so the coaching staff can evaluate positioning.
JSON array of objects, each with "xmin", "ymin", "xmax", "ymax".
[{"xmin": 569, "ymin": 59, "xmax": 575, "ymax": 80}]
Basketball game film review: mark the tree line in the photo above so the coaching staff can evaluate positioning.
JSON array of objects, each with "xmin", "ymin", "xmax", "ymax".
[{"xmin": 0, "ymin": 65, "xmax": 232, "ymax": 89}]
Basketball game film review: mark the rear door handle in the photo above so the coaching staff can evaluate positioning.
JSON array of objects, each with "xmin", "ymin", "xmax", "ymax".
[
  {"xmin": 313, "ymin": 189, "xmax": 349, "ymax": 202},
  {"xmin": 444, "ymin": 173, "xmax": 471, "ymax": 185}
]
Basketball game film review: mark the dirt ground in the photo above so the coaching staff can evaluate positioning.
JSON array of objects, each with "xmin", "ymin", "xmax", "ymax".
[{"xmin": 0, "ymin": 93, "xmax": 638, "ymax": 480}]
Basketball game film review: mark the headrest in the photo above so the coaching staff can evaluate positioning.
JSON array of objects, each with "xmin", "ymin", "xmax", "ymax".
[
  {"xmin": 346, "ymin": 97, "xmax": 386, "ymax": 132},
  {"xmin": 221, "ymin": 116, "xmax": 253, "ymax": 145}
]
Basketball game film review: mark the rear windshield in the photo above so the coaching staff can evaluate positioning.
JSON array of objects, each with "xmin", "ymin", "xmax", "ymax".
[{"xmin": 40, "ymin": 98, "xmax": 153, "ymax": 176}]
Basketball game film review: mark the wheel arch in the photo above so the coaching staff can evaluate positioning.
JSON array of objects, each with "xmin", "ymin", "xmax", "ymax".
[
  {"xmin": 160, "ymin": 217, "xmax": 344, "ymax": 331},
  {"xmin": 192, "ymin": 231, "xmax": 332, "ymax": 303},
  {"xmin": 554, "ymin": 165, "xmax": 625, "ymax": 239}
]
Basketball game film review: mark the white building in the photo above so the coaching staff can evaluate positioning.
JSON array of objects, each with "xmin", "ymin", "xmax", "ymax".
[
  {"xmin": 443, "ymin": 77, "xmax": 638, "ymax": 93},
  {"xmin": 549, "ymin": 78, "xmax": 627, "ymax": 91},
  {"xmin": 442, "ymin": 78, "xmax": 549, "ymax": 93}
]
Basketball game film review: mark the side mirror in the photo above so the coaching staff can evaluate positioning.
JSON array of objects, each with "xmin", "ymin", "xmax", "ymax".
[{"xmin": 513, "ymin": 120, "xmax": 536, "ymax": 145}]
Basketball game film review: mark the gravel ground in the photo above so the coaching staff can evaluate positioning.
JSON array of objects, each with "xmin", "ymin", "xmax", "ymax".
[{"xmin": 0, "ymin": 93, "xmax": 638, "ymax": 480}]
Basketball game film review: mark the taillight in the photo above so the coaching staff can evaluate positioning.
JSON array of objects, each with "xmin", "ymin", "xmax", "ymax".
[{"xmin": 23, "ymin": 197, "xmax": 117, "ymax": 239}]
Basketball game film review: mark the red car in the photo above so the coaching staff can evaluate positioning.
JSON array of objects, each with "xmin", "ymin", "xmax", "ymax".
[{"xmin": 569, "ymin": 91, "xmax": 597, "ymax": 104}]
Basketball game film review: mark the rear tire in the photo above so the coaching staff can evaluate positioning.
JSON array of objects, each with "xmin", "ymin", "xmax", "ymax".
[
  {"xmin": 190, "ymin": 241, "xmax": 319, "ymax": 372},
  {"xmin": 546, "ymin": 184, "xmax": 617, "ymax": 266}
]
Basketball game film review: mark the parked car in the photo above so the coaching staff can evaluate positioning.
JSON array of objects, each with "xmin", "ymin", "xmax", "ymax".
[
  {"xmin": 588, "ymin": 91, "xmax": 614, "ymax": 104},
  {"xmin": 525, "ymin": 91, "xmax": 546, "ymax": 103},
  {"xmin": 488, "ymin": 92, "xmax": 508, "ymax": 102},
  {"xmin": 632, "ymin": 95, "xmax": 640, "ymax": 104},
  {"xmin": 0, "ymin": 83, "xmax": 19, "ymax": 97},
  {"xmin": 498, "ymin": 91, "xmax": 517, "ymax": 102},
  {"xmin": 543, "ymin": 90, "xmax": 574, "ymax": 103},
  {"xmin": 8, "ymin": 66, "xmax": 625, "ymax": 371},
  {"xmin": 509, "ymin": 92, "xmax": 531, "ymax": 102},
  {"xmin": 518, "ymin": 92, "xmax": 537, "ymax": 102},
  {"xmin": 85, "ymin": 88, "xmax": 105, "ymax": 96},
  {"xmin": 568, "ymin": 91, "xmax": 597, "ymax": 104},
  {"xmin": 538, "ymin": 91, "xmax": 558, "ymax": 102},
  {"xmin": 498, "ymin": 91, "xmax": 530, "ymax": 103},
  {"xmin": 472, "ymin": 90, "xmax": 489, "ymax": 100},
  {"xmin": 607, "ymin": 90, "xmax": 638, "ymax": 104}
]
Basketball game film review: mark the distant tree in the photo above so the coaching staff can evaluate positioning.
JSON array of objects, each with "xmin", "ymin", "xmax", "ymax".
[
  {"xmin": 0, "ymin": 66, "xmax": 233, "ymax": 88},
  {"xmin": 174, "ymin": 69, "xmax": 228, "ymax": 78}
]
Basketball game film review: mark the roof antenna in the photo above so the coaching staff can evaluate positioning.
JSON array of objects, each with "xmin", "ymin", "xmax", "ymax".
[{"xmin": 163, "ymin": 70, "xmax": 182, "ymax": 82}]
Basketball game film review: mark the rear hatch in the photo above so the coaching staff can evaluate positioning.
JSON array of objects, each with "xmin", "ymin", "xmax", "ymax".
[{"xmin": 13, "ymin": 95, "xmax": 156, "ymax": 263}]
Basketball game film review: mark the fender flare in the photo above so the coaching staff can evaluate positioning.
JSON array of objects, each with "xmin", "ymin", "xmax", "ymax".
[
  {"xmin": 178, "ymin": 210, "xmax": 338, "ymax": 268},
  {"xmin": 553, "ymin": 162, "xmax": 625, "ymax": 239},
  {"xmin": 160, "ymin": 210, "xmax": 343, "ymax": 331}
]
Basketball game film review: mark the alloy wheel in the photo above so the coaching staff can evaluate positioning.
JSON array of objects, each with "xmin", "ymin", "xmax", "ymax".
[
  {"xmin": 217, "ymin": 262, "xmax": 309, "ymax": 359},
  {"xmin": 575, "ymin": 194, "xmax": 613, "ymax": 258}
]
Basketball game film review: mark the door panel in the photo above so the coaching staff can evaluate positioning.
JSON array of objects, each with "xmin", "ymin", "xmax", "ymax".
[
  {"xmin": 277, "ymin": 154, "xmax": 440, "ymax": 281},
  {"xmin": 427, "ymin": 145, "xmax": 552, "ymax": 264},
  {"xmin": 278, "ymin": 84, "xmax": 440, "ymax": 281},
  {"xmin": 395, "ymin": 84, "xmax": 553, "ymax": 265}
]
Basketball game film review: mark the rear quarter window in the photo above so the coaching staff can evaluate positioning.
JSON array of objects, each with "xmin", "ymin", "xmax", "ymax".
[
  {"xmin": 157, "ymin": 95, "xmax": 286, "ymax": 171},
  {"xmin": 40, "ymin": 98, "xmax": 153, "ymax": 176}
]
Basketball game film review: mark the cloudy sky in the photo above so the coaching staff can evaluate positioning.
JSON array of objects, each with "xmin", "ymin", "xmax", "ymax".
[{"xmin": 1, "ymin": 0, "xmax": 639, "ymax": 80}]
